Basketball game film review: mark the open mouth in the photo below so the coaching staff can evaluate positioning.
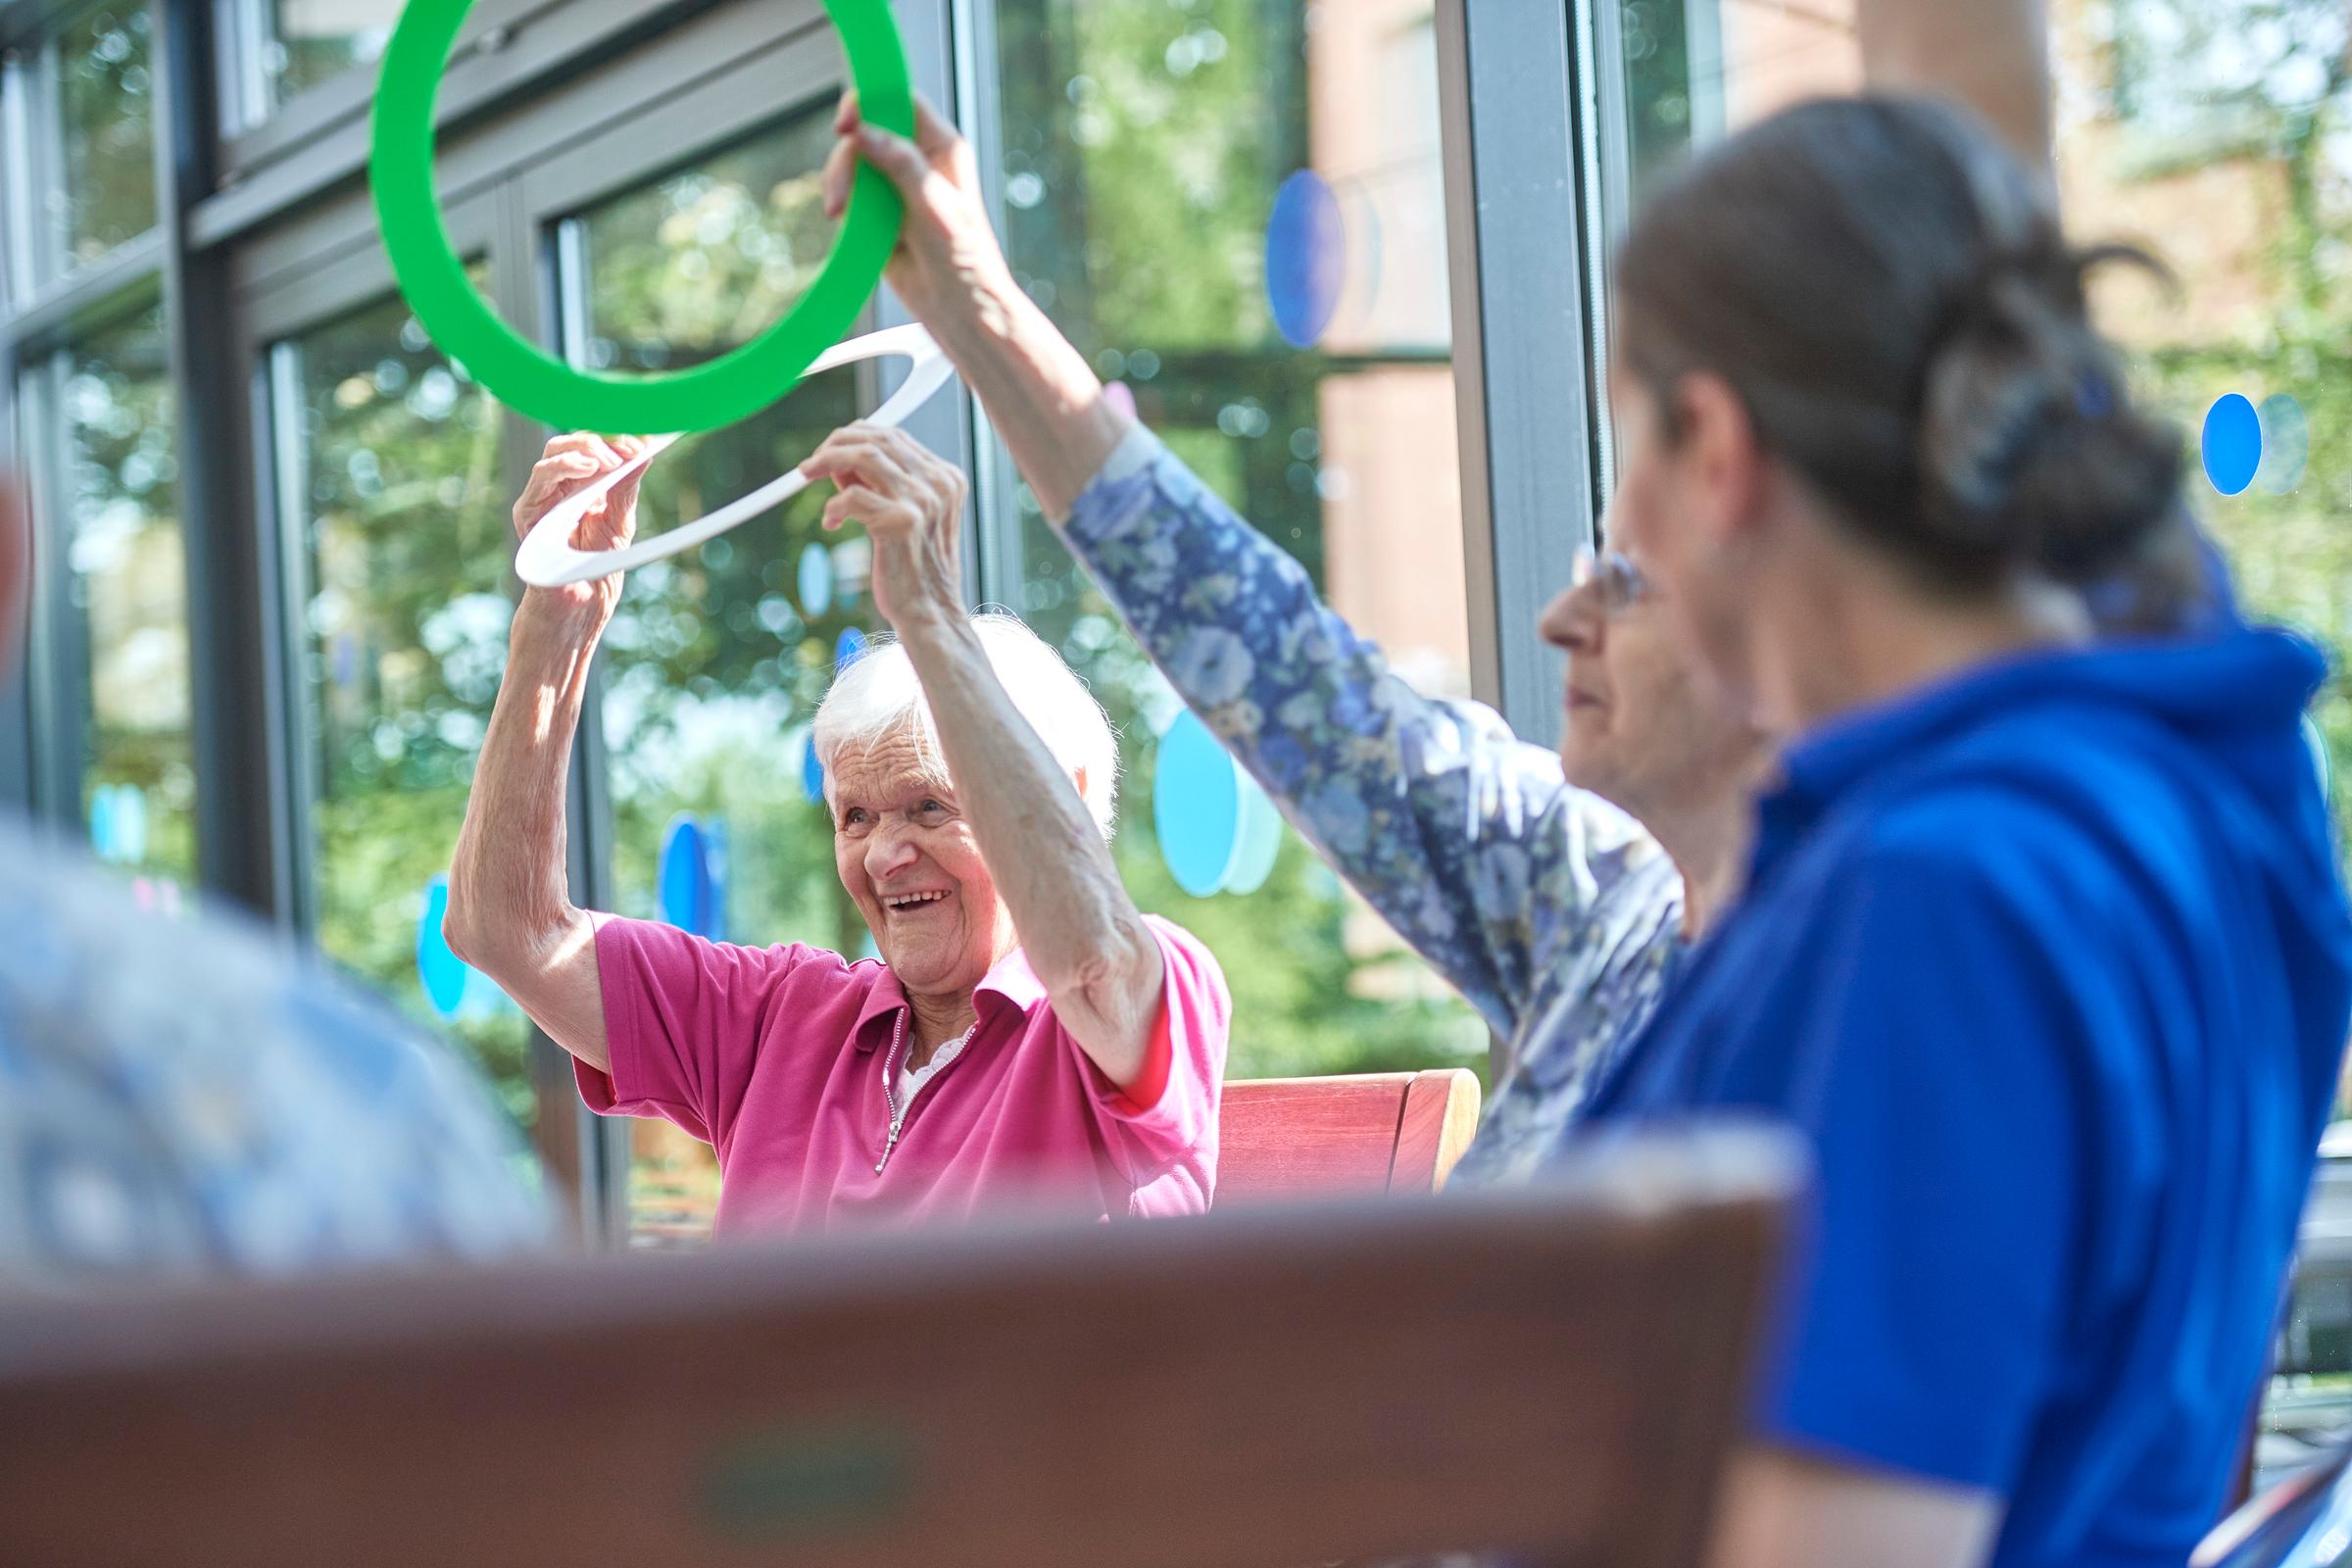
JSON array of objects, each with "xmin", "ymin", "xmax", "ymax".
[{"xmin": 880, "ymin": 889, "xmax": 954, "ymax": 911}]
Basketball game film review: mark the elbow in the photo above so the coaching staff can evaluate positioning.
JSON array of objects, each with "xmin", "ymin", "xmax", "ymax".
[
  {"xmin": 1037, "ymin": 914, "xmax": 1163, "ymax": 1024},
  {"xmin": 441, "ymin": 885, "xmax": 490, "ymax": 971},
  {"xmin": 441, "ymin": 875, "xmax": 550, "ymax": 979}
]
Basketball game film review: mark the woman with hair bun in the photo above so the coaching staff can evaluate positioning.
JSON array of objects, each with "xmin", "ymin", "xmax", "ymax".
[
  {"xmin": 1585, "ymin": 95, "xmax": 2352, "ymax": 1567},
  {"xmin": 829, "ymin": 41, "xmax": 2348, "ymax": 1564}
]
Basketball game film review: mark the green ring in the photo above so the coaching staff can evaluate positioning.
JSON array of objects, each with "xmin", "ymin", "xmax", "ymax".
[{"xmin": 369, "ymin": 0, "xmax": 911, "ymax": 433}]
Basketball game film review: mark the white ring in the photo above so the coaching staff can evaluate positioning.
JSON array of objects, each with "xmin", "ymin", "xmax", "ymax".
[{"xmin": 514, "ymin": 322, "xmax": 959, "ymax": 589}]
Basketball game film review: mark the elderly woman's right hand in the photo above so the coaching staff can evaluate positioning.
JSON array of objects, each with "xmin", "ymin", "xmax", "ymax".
[
  {"xmin": 820, "ymin": 92, "xmax": 1014, "ymax": 342},
  {"xmin": 511, "ymin": 431, "xmax": 646, "ymax": 641}
]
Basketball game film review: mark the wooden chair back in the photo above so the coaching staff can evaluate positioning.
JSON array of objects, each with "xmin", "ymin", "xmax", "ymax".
[
  {"xmin": 0, "ymin": 1124, "xmax": 1799, "ymax": 1568},
  {"xmin": 1217, "ymin": 1068, "xmax": 1483, "ymax": 1204}
]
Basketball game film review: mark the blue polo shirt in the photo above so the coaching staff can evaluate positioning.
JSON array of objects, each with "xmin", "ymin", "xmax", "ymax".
[{"xmin": 1586, "ymin": 627, "xmax": 2352, "ymax": 1568}]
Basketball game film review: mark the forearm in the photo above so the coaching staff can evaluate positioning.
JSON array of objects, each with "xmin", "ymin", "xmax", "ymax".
[
  {"xmin": 925, "ymin": 270, "xmax": 1132, "ymax": 520},
  {"xmin": 448, "ymin": 596, "xmax": 609, "ymax": 1065},
  {"xmin": 1055, "ymin": 432, "xmax": 1608, "ymax": 1040},
  {"xmin": 896, "ymin": 613, "xmax": 1159, "ymax": 1081},
  {"xmin": 1858, "ymin": 0, "xmax": 2051, "ymax": 172}
]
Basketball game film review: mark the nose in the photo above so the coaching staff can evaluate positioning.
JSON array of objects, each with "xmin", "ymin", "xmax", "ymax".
[
  {"xmin": 1541, "ymin": 576, "xmax": 1605, "ymax": 656},
  {"xmin": 864, "ymin": 820, "xmax": 921, "ymax": 883}
]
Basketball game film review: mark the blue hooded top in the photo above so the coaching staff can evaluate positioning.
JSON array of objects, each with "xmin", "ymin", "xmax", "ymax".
[{"xmin": 1585, "ymin": 626, "xmax": 2352, "ymax": 1568}]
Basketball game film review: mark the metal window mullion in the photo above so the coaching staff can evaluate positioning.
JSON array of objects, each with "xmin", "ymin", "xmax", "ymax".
[
  {"xmin": 260, "ymin": 339, "xmax": 318, "ymax": 930},
  {"xmin": 24, "ymin": 29, "xmax": 62, "ymax": 297},
  {"xmin": 0, "ymin": 347, "xmax": 23, "ymax": 810},
  {"xmin": 1435, "ymin": 0, "xmax": 1601, "ymax": 754},
  {"xmin": 944, "ymin": 0, "xmax": 1020, "ymax": 612},
  {"xmin": 161, "ymin": 0, "xmax": 295, "ymax": 921},
  {"xmin": 539, "ymin": 185, "xmax": 628, "ymax": 1249},
  {"xmin": 28, "ymin": 348, "xmax": 88, "ymax": 830}
]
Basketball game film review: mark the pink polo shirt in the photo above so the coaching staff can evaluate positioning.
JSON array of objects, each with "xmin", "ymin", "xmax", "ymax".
[{"xmin": 575, "ymin": 913, "xmax": 1230, "ymax": 1235}]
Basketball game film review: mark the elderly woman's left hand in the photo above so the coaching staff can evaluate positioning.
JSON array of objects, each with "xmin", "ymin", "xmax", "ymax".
[{"xmin": 803, "ymin": 424, "xmax": 966, "ymax": 633}]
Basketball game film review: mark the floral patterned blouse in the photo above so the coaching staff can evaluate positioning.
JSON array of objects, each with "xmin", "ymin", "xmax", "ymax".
[
  {"xmin": 1060, "ymin": 427, "xmax": 1688, "ymax": 1185},
  {"xmin": 0, "ymin": 819, "xmax": 551, "ymax": 1280}
]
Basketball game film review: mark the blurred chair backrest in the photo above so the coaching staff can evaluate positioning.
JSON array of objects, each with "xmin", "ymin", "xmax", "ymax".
[
  {"xmin": 2193, "ymin": 1429, "xmax": 2352, "ymax": 1568},
  {"xmin": 0, "ymin": 1125, "xmax": 1797, "ymax": 1568},
  {"xmin": 1217, "ymin": 1068, "xmax": 1483, "ymax": 1204}
]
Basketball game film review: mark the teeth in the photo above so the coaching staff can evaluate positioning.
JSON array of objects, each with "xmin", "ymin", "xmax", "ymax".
[{"xmin": 883, "ymin": 891, "xmax": 950, "ymax": 909}]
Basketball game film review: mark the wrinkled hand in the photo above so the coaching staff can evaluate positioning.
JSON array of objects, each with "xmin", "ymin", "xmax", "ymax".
[
  {"xmin": 802, "ymin": 424, "xmax": 966, "ymax": 634},
  {"xmin": 820, "ymin": 92, "xmax": 1014, "ymax": 340},
  {"xmin": 511, "ymin": 432, "xmax": 646, "ymax": 639}
]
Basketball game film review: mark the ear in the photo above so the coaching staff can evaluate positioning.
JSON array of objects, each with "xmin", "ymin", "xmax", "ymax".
[{"xmin": 1674, "ymin": 370, "xmax": 1769, "ymax": 553}]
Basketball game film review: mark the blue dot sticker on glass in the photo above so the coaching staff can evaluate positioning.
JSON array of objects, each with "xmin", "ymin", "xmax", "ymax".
[
  {"xmin": 416, "ymin": 874, "xmax": 470, "ymax": 1021},
  {"xmin": 1153, "ymin": 709, "xmax": 1243, "ymax": 899},
  {"xmin": 2257, "ymin": 394, "xmax": 2310, "ymax": 496},
  {"xmin": 659, "ymin": 815, "xmax": 726, "ymax": 941},
  {"xmin": 1265, "ymin": 169, "xmax": 1346, "ymax": 350},
  {"xmin": 835, "ymin": 625, "xmax": 868, "ymax": 673},
  {"xmin": 791, "ymin": 723, "xmax": 826, "ymax": 806},
  {"xmin": 2202, "ymin": 393, "xmax": 2263, "ymax": 497},
  {"xmin": 798, "ymin": 541, "xmax": 835, "ymax": 618}
]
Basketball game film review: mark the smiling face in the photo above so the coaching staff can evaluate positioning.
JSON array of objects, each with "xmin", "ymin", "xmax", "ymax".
[{"xmin": 829, "ymin": 730, "xmax": 1016, "ymax": 999}]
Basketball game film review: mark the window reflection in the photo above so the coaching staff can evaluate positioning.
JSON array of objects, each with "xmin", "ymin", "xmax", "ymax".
[
  {"xmin": 271, "ymin": 282, "xmax": 534, "ymax": 1134},
  {"xmin": 261, "ymin": 0, "xmax": 401, "ymax": 112},
  {"xmin": 565, "ymin": 108, "xmax": 862, "ymax": 1246},
  {"xmin": 60, "ymin": 307, "xmax": 195, "ymax": 894},
  {"xmin": 56, "ymin": 5, "xmax": 159, "ymax": 267},
  {"xmin": 992, "ymin": 0, "xmax": 1489, "ymax": 1080}
]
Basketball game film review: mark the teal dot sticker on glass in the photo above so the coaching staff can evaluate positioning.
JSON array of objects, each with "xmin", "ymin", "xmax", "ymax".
[
  {"xmin": 1153, "ymin": 710, "xmax": 1243, "ymax": 899},
  {"xmin": 2256, "ymin": 394, "xmax": 2310, "ymax": 496},
  {"xmin": 416, "ymin": 875, "xmax": 470, "ymax": 1021},
  {"xmin": 1224, "ymin": 774, "xmax": 1284, "ymax": 897},
  {"xmin": 798, "ymin": 542, "xmax": 834, "ymax": 617}
]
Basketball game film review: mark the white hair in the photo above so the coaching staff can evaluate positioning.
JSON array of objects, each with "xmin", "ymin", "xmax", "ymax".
[{"xmin": 811, "ymin": 612, "xmax": 1119, "ymax": 838}]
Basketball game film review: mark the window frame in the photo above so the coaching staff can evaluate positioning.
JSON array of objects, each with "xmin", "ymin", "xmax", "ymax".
[{"xmin": 0, "ymin": 0, "xmax": 1613, "ymax": 1244}]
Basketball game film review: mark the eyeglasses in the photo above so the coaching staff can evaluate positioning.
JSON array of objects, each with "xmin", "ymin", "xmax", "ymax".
[{"xmin": 1570, "ymin": 546, "xmax": 1651, "ymax": 614}]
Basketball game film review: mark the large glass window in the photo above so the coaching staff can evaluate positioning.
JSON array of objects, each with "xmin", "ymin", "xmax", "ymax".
[
  {"xmin": 2051, "ymin": 0, "xmax": 2351, "ymax": 1483},
  {"xmin": 269, "ymin": 282, "xmax": 533, "ymax": 1133},
  {"xmin": 990, "ymin": 0, "xmax": 1488, "ymax": 1082},
  {"xmin": 561, "ymin": 106, "xmax": 858, "ymax": 1245},
  {"xmin": 56, "ymin": 305, "xmax": 195, "ymax": 892},
  {"xmin": 55, "ymin": 4, "xmax": 160, "ymax": 269}
]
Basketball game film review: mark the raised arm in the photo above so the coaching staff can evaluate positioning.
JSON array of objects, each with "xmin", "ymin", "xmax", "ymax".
[
  {"xmin": 444, "ymin": 434, "xmax": 644, "ymax": 1073},
  {"xmin": 802, "ymin": 424, "xmax": 1164, "ymax": 1085},
  {"xmin": 822, "ymin": 96, "xmax": 1653, "ymax": 1042}
]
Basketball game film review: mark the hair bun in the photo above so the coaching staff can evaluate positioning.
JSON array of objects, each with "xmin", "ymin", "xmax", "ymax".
[{"xmin": 1916, "ymin": 247, "xmax": 2181, "ymax": 583}]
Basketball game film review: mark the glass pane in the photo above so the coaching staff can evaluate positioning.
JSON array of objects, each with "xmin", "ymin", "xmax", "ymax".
[
  {"xmin": 567, "ymin": 107, "xmax": 854, "ymax": 1247},
  {"xmin": 274, "ymin": 281, "xmax": 534, "ymax": 1134},
  {"xmin": 2046, "ymin": 0, "xmax": 2352, "ymax": 1486},
  {"xmin": 261, "ymin": 0, "xmax": 401, "ymax": 113},
  {"xmin": 61, "ymin": 306, "xmax": 195, "ymax": 894},
  {"xmin": 990, "ymin": 0, "xmax": 1489, "ymax": 1081},
  {"xmin": 55, "ymin": 5, "xmax": 160, "ymax": 267}
]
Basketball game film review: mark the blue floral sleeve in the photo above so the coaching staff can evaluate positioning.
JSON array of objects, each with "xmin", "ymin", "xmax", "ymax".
[{"xmin": 1058, "ymin": 426, "xmax": 1672, "ymax": 1045}]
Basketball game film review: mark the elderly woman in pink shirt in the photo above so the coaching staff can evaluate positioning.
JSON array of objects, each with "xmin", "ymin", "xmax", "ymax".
[{"xmin": 446, "ymin": 424, "xmax": 1229, "ymax": 1235}]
